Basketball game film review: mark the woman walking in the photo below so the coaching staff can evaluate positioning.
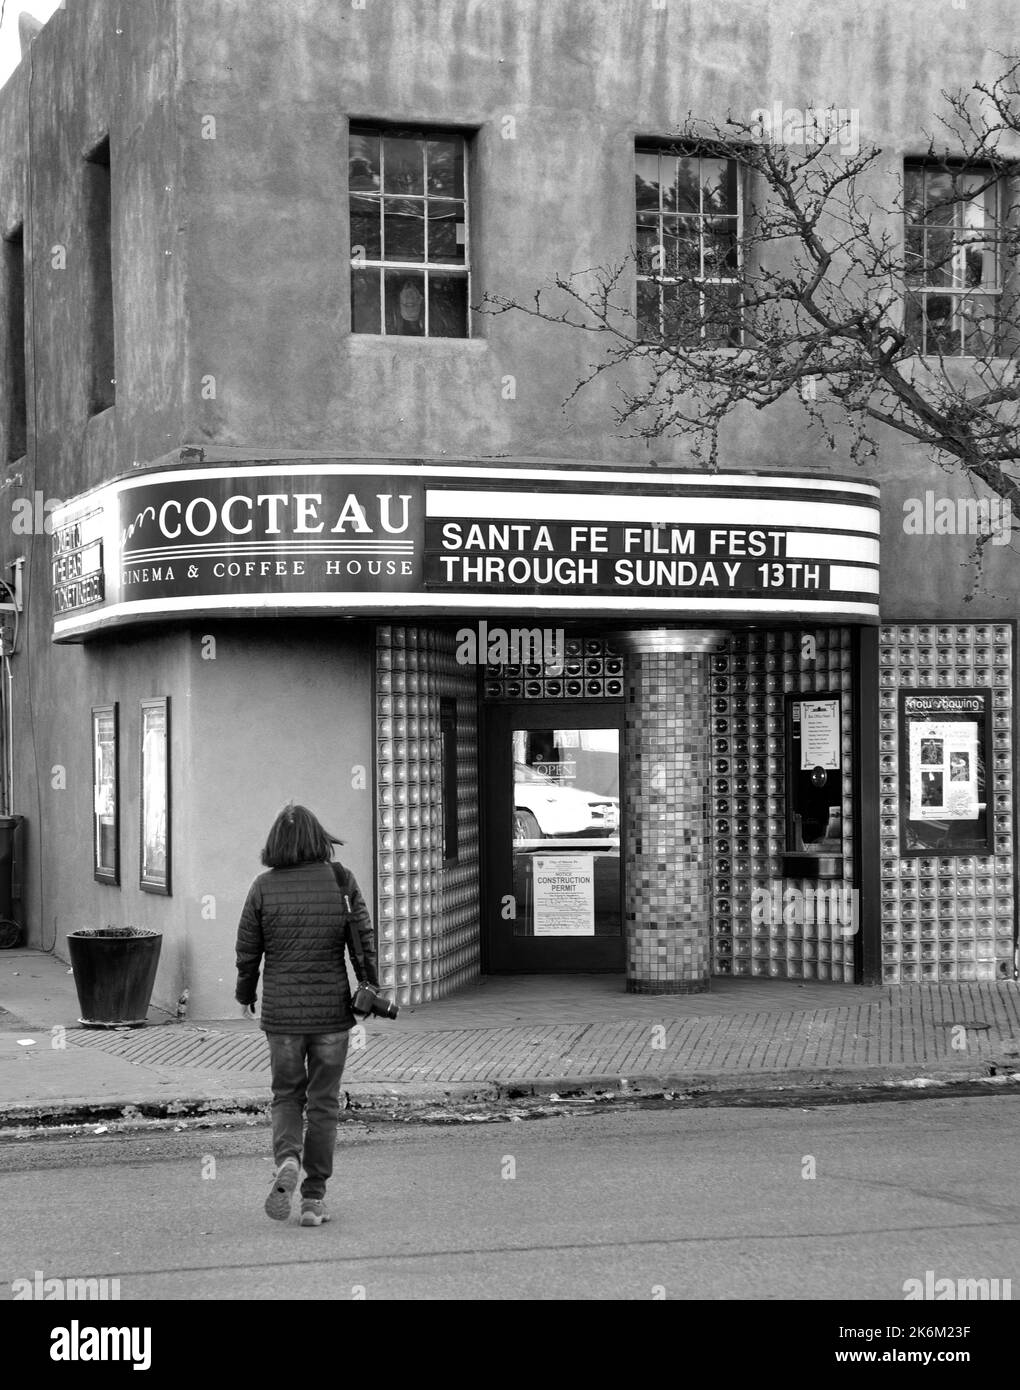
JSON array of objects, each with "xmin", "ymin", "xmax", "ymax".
[{"xmin": 235, "ymin": 803, "xmax": 380, "ymax": 1226}]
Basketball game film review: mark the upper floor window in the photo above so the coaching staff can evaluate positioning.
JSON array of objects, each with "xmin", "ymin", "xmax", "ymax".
[
  {"xmin": 349, "ymin": 126, "xmax": 468, "ymax": 337},
  {"xmin": 635, "ymin": 146, "xmax": 741, "ymax": 346},
  {"xmin": 904, "ymin": 162, "xmax": 1004, "ymax": 357}
]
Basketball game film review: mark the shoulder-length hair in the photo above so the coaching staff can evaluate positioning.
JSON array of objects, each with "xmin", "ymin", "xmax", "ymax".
[{"xmin": 261, "ymin": 804, "xmax": 339, "ymax": 868}]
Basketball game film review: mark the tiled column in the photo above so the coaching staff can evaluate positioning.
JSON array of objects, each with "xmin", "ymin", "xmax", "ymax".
[{"xmin": 615, "ymin": 629, "xmax": 725, "ymax": 994}]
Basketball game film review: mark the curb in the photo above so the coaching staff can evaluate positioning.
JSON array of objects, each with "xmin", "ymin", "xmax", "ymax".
[{"xmin": 3, "ymin": 1061, "xmax": 1019, "ymax": 1129}]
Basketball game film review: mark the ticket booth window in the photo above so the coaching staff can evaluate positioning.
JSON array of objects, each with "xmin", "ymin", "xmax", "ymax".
[{"xmin": 783, "ymin": 693, "xmax": 844, "ymax": 878}]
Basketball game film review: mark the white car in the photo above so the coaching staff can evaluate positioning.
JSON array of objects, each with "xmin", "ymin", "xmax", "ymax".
[{"xmin": 513, "ymin": 762, "xmax": 619, "ymax": 840}]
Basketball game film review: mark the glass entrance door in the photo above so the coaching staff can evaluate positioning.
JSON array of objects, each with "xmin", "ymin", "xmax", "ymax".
[{"xmin": 483, "ymin": 705, "xmax": 624, "ymax": 971}]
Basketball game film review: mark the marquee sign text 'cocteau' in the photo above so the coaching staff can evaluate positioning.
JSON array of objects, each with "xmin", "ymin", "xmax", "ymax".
[{"xmin": 50, "ymin": 462, "xmax": 881, "ymax": 639}]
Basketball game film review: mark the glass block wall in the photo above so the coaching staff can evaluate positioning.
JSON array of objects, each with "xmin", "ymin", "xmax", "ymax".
[
  {"xmin": 877, "ymin": 622, "xmax": 1015, "ymax": 983},
  {"xmin": 482, "ymin": 635, "xmax": 624, "ymax": 700},
  {"xmin": 375, "ymin": 625, "xmax": 481, "ymax": 1004},
  {"xmin": 711, "ymin": 628, "xmax": 856, "ymax": 981}
]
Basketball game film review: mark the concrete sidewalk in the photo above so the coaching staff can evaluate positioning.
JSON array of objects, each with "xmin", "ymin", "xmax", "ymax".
[{"xmin": 1, "ymin": 949, "xmax": 1019, "ymax": 1125}]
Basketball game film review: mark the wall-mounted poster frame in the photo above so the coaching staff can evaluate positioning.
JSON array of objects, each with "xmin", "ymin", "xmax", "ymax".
[
  {"xmin": 91, "ymin": 703, "xmax": 119, "ymax": 884},
  {"xmin": 139, "ymin": 696, "xmax": 171, "ymax": 894},
  {"xmin": 898, "ymin": 688, "xmax": 991, "ymax": 857}
]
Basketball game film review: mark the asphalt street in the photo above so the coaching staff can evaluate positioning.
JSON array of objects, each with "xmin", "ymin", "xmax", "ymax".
[{"xmin": 1, "ymin": 1095, "xmax": 1018, "ymax": 1302}]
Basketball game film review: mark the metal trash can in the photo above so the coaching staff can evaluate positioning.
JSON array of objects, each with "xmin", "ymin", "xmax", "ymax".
[{"xmin": 67, "ymin": 927, "xmax": 163, "ymax": 1027}]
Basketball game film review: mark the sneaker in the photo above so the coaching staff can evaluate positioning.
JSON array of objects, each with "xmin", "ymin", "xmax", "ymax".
[
  {"xmin": 300, "ymin": 1199, "xmax": 331, "ymax": 1227},
  {"xmin": 264, "ymin": 1157, "xmax": 300, "ymax": 1221}
]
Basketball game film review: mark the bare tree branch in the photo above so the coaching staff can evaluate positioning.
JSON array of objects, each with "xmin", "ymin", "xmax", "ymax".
[{"xmin": 478, "ymin": 71, "xmax": 1020, "ymax": 519}]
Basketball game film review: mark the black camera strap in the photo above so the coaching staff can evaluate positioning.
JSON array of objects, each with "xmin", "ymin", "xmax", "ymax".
[{"xmin": 330, "ymin": 862, "xmax": 367, "ymax": 985}]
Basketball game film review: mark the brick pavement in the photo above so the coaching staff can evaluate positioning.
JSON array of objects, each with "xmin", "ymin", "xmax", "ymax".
[{"xmin": 1, "ymin": 951, "xmax": 1018, "ymax": 1121}]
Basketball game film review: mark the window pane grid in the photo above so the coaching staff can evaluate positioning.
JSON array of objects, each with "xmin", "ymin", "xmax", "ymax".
[
  {"xmin": 907, "ymin": 289, "xmax": 1001, "ymax": 357},
  {"xmin": 350, "ymin": 126, "xmax": 468, "ymax": 338},
  {"xmin": 904, "ymin": 164, "xmax": 1003, "ymax": 356},
  {"xmin": 635, "ymin": 148, "xmax": 742, "ymax": 345}
]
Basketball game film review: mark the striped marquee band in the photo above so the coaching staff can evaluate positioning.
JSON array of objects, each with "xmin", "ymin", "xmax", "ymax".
[{"xmin": 49, "ymin": 459, "xmax": 881, "ymax": 640}]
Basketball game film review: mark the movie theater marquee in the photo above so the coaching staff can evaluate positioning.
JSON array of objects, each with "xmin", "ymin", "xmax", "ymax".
[{"xmin": 50, "ymin": 462, "xmax": 881, "ymax": 640}]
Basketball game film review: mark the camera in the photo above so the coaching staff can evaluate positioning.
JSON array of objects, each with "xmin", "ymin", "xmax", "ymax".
[{"xmin": 352, "ymin": 983, "xmax": 399, "ymax": 1020}]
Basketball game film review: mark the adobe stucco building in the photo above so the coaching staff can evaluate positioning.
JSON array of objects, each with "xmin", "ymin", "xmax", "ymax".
[{"xmin": 0, "ymin": 0, "xmax": 1016, "ymax": 1018}]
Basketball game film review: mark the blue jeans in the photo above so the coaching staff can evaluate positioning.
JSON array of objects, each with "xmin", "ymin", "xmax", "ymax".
[{"xmin": 266, "ymin": 1032, "xmax": 350, "ymax": 1200}]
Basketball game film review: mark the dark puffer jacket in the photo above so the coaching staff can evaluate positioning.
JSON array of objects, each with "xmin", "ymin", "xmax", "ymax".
[{"xmin": 234, "ymin": 860, "xmax": 380, "ymax": 1034}]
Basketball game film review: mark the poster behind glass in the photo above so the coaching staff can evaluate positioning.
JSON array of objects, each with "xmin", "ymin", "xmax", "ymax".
[
  {"xmin": 140, "ymin": 697, "xmax": 171, "ymax": 894},
  {"xmin": 899, "ymin": 690, "xmax": 990, "ymax": 855},
  {"xmin": 92, "ymin": 704, "xmax": 118, "ymax": 884}
]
